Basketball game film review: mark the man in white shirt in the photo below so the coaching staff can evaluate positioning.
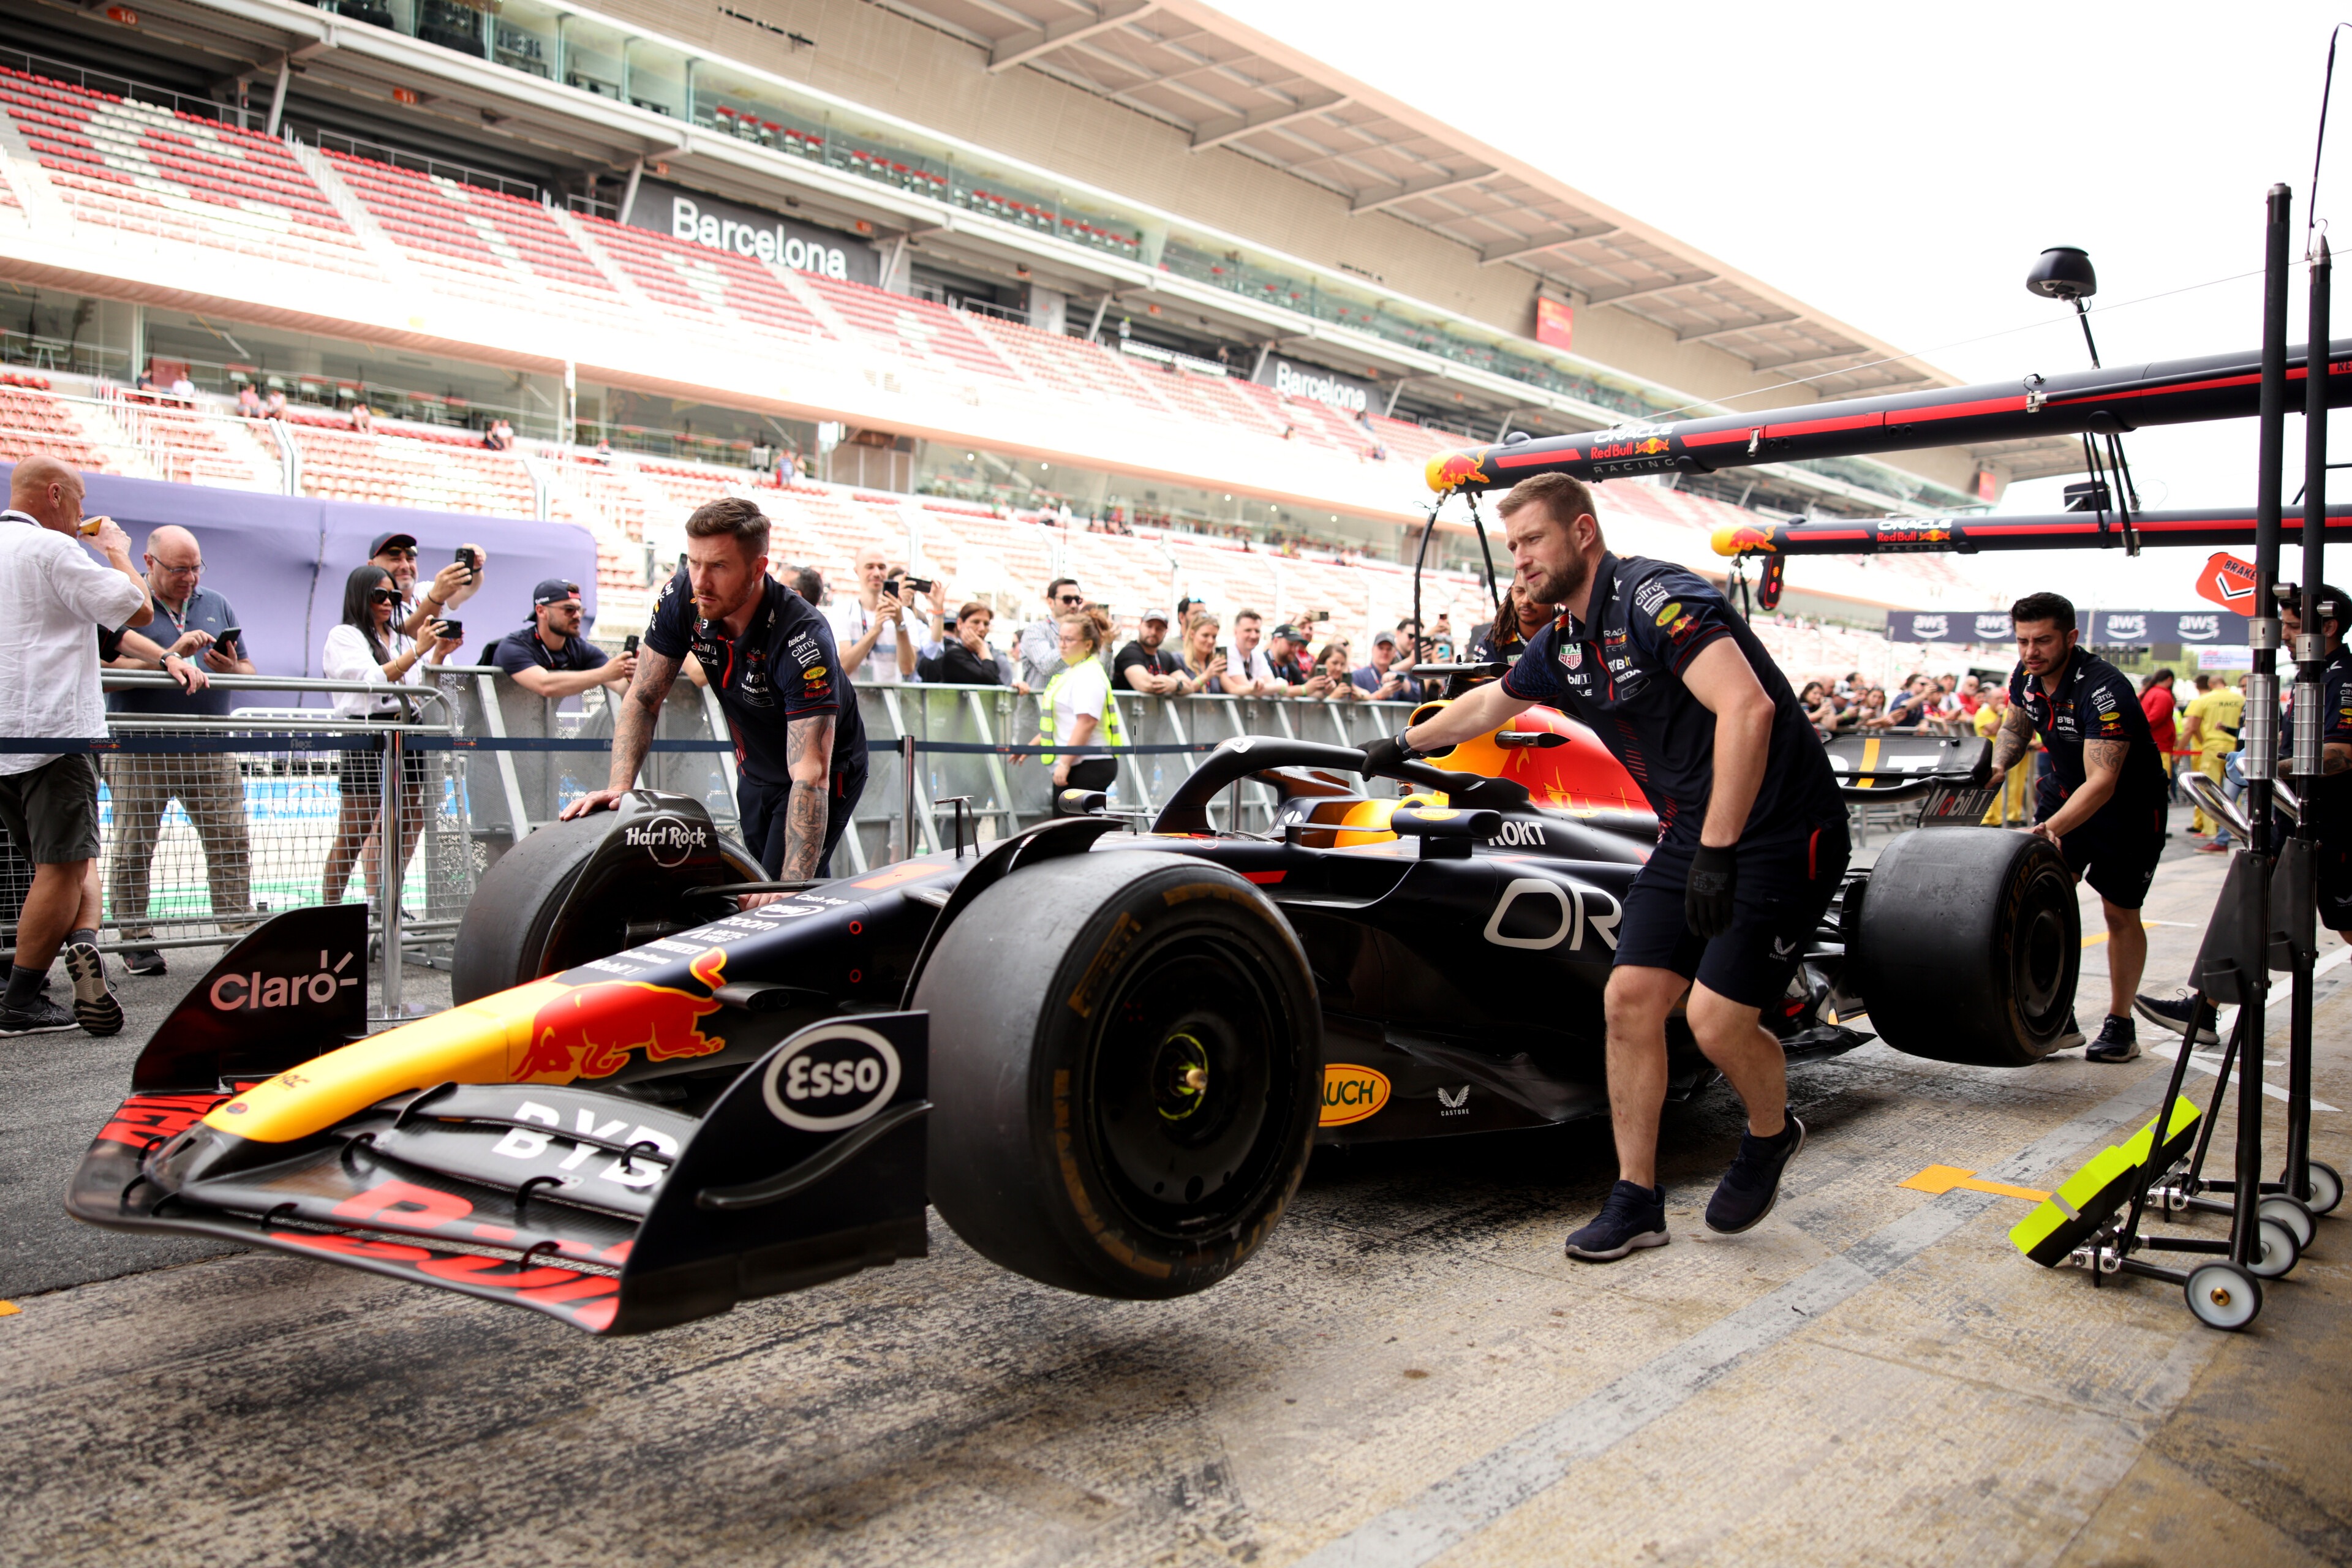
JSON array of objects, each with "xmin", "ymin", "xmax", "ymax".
[
  {"xmin": 0, "ymin": 457, "xmax": 151, "ymax": 1036},
  {"xmin": 826, "ymin": 542, "xmax": 920, "ymax": 683}
]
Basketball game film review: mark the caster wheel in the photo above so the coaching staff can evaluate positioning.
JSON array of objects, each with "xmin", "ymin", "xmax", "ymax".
[
  {"xmin": 2260, "ymin": 1193, "xmax": 2316, "ymax": 1250},
  {"xmin": 2184, "ymin": 1262, "xmax": 2263, "ymax": 1330},
  {"xmin": 2305, "ymin": 1161, "xmax": 2343, "ymax": 1217},
  {"xmin": 2247, "ymin": 1216, "xmax": 2301, "ymax": 1280}
]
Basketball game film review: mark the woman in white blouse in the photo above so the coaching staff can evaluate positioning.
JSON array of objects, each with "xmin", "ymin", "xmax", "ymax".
[{"xmin": 321, "ymin": 564, "xmax": 461, "ymax": 907}]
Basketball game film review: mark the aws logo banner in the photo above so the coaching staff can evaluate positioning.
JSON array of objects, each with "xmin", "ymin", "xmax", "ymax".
[{"xmin": 1320, "ymin": 1063, "xmax": 1391, "ymax": 1127}]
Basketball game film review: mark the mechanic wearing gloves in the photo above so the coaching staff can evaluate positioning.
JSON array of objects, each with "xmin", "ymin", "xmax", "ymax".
[
  {"xmin": 1365, "ymin": 472, "xmax": 1847, "ymax": 1262},
  {"xmin": 560, "ymin": 498, "xmax": 868, "ymax": 887},
  {"xmin": 1978, "ymin": 592, "xmax": 2169, "ymax": 1062}
]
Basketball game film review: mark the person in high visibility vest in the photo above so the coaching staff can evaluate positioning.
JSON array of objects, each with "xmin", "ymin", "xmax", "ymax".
[
  {"xmin": 2179, "ymin": 672, "xmax": 2244, "ymax": 849},
  {"xmin": 1022, "ymin": 606, "xmax": 1121, "ymax": 794}
]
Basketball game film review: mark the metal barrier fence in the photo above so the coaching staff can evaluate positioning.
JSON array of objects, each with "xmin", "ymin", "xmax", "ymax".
[{"xmin": 0, "ymin": 668, "xmax": 1422, "ymax": 1013}]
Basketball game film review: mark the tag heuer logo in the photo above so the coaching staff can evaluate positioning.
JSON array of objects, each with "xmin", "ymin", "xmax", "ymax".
[{"xmin": 1561, "ymin": 643, "xmax": 1583, "ymax": 670}]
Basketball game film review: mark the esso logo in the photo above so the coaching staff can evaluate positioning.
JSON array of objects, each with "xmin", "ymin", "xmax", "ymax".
[{"xmin": 761, "ymin": 1025, "xmax": 901, "ymax": 1132}]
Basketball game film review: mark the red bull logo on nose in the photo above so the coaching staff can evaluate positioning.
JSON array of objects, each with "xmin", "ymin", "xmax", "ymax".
[
  {"xmin": 519, "ymin": 949, "xmax": 729, "ymax": 1082},
  {"xmin": 1427, "ymin": 450, "xmax": 1490, "ymax": 491}
]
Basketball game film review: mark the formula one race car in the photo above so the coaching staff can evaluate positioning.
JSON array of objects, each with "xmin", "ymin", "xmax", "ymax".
[{"xmin": 68, "ymin": 714, "xmax": 2079, "ymax": 1334}]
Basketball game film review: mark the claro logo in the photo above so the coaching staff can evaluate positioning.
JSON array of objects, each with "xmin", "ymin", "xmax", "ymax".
[
  {"xmin": 761, "ymin": 1024, "xmax": 903, "ymax": 1132},
  {"xmin": 624, "ymin": 816, "xmax": 709, "ymax": 867},
  {"xmin": 1320, "ymin": 1063, "xmax": 1390, "ymax": 1127},
  {"xmin": 210, "ymin": 949, "xmax": 359, "ymax": 1011}
]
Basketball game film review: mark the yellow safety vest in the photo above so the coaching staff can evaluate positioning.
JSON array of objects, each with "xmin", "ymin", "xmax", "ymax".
[{"xmin": 1040, "ymin": 662, "xmax": 1125, "ymax": 766}]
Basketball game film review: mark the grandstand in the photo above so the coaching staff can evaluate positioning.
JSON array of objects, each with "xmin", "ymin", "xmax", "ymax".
[{"xmin": 0, "ymin": 1, "xmax": 2078, "ymax": 658}]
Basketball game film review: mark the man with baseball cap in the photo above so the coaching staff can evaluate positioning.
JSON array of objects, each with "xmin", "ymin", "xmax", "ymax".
[
  {"xmin": 490, "ymin": 579, "xmax": 637, "ymax": 699},
  {"xmin": 369, "ymin": 529, "xmax": 487, "ymax": 641},
  {"xmin": 1115, "ymin": 607, "xmax": 1185, "ymax": 696}
]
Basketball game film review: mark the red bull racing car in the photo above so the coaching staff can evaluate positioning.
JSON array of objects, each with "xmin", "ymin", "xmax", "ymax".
[{"xmin": 68, "ymin": 717, "xmax": 2075, "ymax": 1333}]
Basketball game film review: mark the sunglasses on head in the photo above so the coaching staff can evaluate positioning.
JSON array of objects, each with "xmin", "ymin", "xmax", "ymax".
[{"xmin": 368, "ymin": 588, "xmax": 401, "ymax": 605}]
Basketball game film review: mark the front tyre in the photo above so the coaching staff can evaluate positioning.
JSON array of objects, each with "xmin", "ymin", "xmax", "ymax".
[{"xmin": 918, "ymin": 851, "xmax": 1321, "ymax": 1298}]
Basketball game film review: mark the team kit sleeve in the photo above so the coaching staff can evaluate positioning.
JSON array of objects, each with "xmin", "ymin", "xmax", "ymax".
[
  {"xmin": 1498, "ymin": 623, "xmax": 1564, "ymax": 704},
  {"xmin": 2084, "ymin": 666, "xmax": 2135, "ymax": 742},
  {"xmin": 780, "ymin": 611, "xmax": 844, "ymax": 720},
  {"xmin": 2326, "ymin": 663, "xmax": 2352, "ymax": 745},
  {"xmin": 641, "ymin": 568, "xmax": 692, "ymax": 659},
  {"xmin": 1626, "ymin": 568, "xmax": 1735, "ymax": 674}
]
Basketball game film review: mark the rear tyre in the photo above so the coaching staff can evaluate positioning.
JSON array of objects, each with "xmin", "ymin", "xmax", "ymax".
[
  {"xmin": 1854, "ymin": 827, "xmax": 2079, "ymax": 1066},
  {"xmin": 919, "ymin": 851, "xmax": 1321, "ymax": 1299},
  {"xmin": 451, "ymin": 810, "xmax": 761, "ymax": 1003}
]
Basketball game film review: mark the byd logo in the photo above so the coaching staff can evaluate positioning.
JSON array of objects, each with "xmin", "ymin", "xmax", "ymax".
[
  {"xmin": 210, "ymin": 949, "xmax": 359, "ymax": 1011},
  {"xmin": 624, "ymin": 817, "xmax": 709, "ymax": 867},
  {"xmin": 761, "ymin": 1025, "xmax": 902, "ymax": 1133}
]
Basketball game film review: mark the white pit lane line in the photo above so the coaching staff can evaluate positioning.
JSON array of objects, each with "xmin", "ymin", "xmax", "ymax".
[
  {"xmin": 1294, "ymin": 1068, "xmax": 2185, "ymax": 1568},
  {"xmin": 2143, "ymin": 943, "xmax": 2352, "ymax": 1112}
]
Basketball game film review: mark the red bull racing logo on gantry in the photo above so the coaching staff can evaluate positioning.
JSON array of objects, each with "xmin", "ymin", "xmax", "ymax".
[{"xmin": 517, "ymin": 949, "xmax": 730, "ymax": 1082}]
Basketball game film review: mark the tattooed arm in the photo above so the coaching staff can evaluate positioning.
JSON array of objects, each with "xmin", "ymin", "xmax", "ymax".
[
  {"xmin": 1986, "ymin": 701, "xmax": 2037, "ymax": 775},
  {"xmin": 2035, "ymin": 737, "xmax": 2127, "ymax": 842},
  {"xmin": 780, "ymin": 712, "xmax": 835, "ymax": 880},
  {"xmin": 558, "ymin": 646, "xmax": 682, "ymax": 818}
]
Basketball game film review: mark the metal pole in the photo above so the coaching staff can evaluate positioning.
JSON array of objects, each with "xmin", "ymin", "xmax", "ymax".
[
  {"xmin": 900, "ymin": 731, "xmax": 916, "ymax": 862},
  {"xmin": 380, "ymin": 722, "xmax": 402, "ymax": 1021},
  {"xmin": 2287, "ymin": 236, "xmax": 2332, "ymax": 1200},
  {"xmin": 2233, "ymin": 183, "xmax": 2292, "ymax": 1268}
]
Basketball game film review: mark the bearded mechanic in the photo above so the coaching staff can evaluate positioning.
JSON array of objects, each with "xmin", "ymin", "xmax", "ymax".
[
  {"xmin": 1977, "ymin": 592, "xmax": 2170, "ymax": 1062},
  {"xmin": 1365, "ymin": 473, "xmax": 1850, "ymax": 1261},
  {"xmin": 560, "ymin": 498, "xmax": 867, "ymax": 890}
]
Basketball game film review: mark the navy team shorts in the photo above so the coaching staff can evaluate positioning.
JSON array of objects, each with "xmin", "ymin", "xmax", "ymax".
[{"xmin": 1613, "ymin": 821, "xmax": 1852, "ymax": 1009}]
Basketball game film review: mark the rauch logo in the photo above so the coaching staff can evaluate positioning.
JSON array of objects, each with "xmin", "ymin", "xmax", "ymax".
[{"xmin": 1320, "ymin": 1063, "xmax": 1390, "ymax": 1127}]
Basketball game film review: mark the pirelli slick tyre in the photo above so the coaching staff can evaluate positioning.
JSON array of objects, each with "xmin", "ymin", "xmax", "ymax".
[
  {"xmin": 1854, "ymin": 827, "xmax": 2079, "ymax": 1068},
  {"xmin": 918, "ymin": 851, "xmax": 1321, "ymax": 1299},
  {"xmin": 451, "ymin": 806, "xmax": 761, "ymax": 1004}
]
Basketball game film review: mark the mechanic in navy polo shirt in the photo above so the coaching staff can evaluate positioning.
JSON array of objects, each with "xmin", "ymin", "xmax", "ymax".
[
  {"xmin": 1363, "ymin": 472, "xmax": 1848, "ymax": 1264},
  {"xmin": 1978, "ymin": 592, "xmax": 2169, "ymax": 1063},
  {"xmin": 489, "ymin": 578, "xmax": 636, "ymax": 700},
  {"xmin": 560, "ymin": 499, "xmax": 866, "ymax": 886}
]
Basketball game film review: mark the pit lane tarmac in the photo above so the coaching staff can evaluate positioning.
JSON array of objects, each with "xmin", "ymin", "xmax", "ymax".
[{"xmin": 4, "ymin": 824, "xmax": 2350, "ymax": 1566}]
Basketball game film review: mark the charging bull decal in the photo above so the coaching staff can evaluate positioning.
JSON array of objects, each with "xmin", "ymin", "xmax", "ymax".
[{"xmin": 518, "ymin": 949, "xmax": 729, "ymax": 1083}]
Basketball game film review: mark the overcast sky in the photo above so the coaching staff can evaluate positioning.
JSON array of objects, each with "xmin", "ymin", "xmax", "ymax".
[{"xmin": 1218, "ymin": 0, "xmax": 2350, "ymax": 607}]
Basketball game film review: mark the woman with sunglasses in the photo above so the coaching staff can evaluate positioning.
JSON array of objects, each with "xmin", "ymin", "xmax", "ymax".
[{"xmin": 320, "ymin": 564, "xmax": 461, "ymax": 909}]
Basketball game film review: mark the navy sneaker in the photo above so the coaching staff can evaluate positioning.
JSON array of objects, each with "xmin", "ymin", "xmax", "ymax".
[
  {"xmin": 1564, "ymin": 1180, "xmax": 1670, "ymax": 1262},
  {"xmin": 2086, "ymin": 1014, "xmax": 2140, "ymax": 1063},
  {"xmin": 122, "ymin": 948, "xmax": 168, "ymax": 976},
  {"xmin": 2134, "ymin": 988, "xmax": 2218, "ymax": 1047},
  {"xmin": 64, "ymin": 943, "xmax": 121, "ymax": 1036},
  {"xmin": 0, "ymin": 996, "xmax": 76, "ymax": 1036},
  {"xmin": 1705, "ymin": 1116, "xmax": 1806, "ymax": 1234}
]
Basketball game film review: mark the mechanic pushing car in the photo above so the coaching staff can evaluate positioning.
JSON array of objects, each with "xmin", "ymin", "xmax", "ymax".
[
  {"xmin": 1977, "ymin": 592, "xmax": 2169, "ymax": 1063},
  {"xmin": 1365, "ymin": 472, "xmax": 1849, "ymax": 1262},
  {"xmin": 560, "ymin": 497, "xmax": 867, "ymax": 884}
]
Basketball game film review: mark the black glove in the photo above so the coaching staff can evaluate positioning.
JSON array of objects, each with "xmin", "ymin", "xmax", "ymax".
[
  {"xmin": 1966, "ymin": 742, "xmax": 1995, "ymax": 790},
  {"xmin": 1360, "ymin": 729, "xmax": 1419, "ymax": 778},
  {"xmin": 1685, "ymin": 843, "xmax": 1738, "ymax": 940}
]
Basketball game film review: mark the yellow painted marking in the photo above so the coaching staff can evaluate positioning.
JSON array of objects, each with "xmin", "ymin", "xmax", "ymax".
[
  {"xmin": 0, "ymin": 1300, "xmax": 19, "ymax": 1317},
  {"xmin": 1899, "ymin": 1164, "xmax": 2050, "ymax": 1203},
  {"xmin": 2080, "ymin": 919, "xmax": 2177, "ymax": 948},
  {"xmin": 1856, "ymin": 736, "xmax": 1880, "ymax": 789}
]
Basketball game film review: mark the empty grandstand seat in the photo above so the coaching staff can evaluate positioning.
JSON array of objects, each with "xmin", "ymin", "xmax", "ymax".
[{"xmin": 0, "ymin": 69, "xmax": 379, "ymax": 277}]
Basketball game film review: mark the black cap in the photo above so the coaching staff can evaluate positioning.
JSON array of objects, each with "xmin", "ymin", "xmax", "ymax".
[
  {"xmin": 368, "ymin": 530, "xmax": 418, "ymax": 557},
  {"xmin": 2278, "ymin": 581, "xmax": 2349, "ymax": 623},
  {"xmin": 1270, "ymin": 623, "xmax": 1303, "ymax": 642},
  {"xmin": 532, "ymin": 578, "xmax": 583, "ymax": 608}
]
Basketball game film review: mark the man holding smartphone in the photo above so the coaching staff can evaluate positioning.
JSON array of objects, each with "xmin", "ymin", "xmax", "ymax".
[
  {"xmin": 489, "ymin": 579, "xmax": 637, "ymax": 699},
  {"xmin": 369, "ymin": 530, "xmax": 488, "ymax": 641},
  {"xmin": 104, "ymin": 524, "xmax": 256, "ymax": 976}
]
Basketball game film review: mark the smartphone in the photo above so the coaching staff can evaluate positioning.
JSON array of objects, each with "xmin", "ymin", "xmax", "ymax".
[
  {"xmin": 216, "ymin": 626, "xmax": 241, "ymax": 656},
  {"xmin": 435, "ymin": 619, "xmax": 462, "ymax": 639},
  {"xmin": 456, "ymin": 546, "xmax": 480, "ymax": 579},
  {"xmin": 624, "ymin": 633, "xmax": 640, "ymax": 654}
]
